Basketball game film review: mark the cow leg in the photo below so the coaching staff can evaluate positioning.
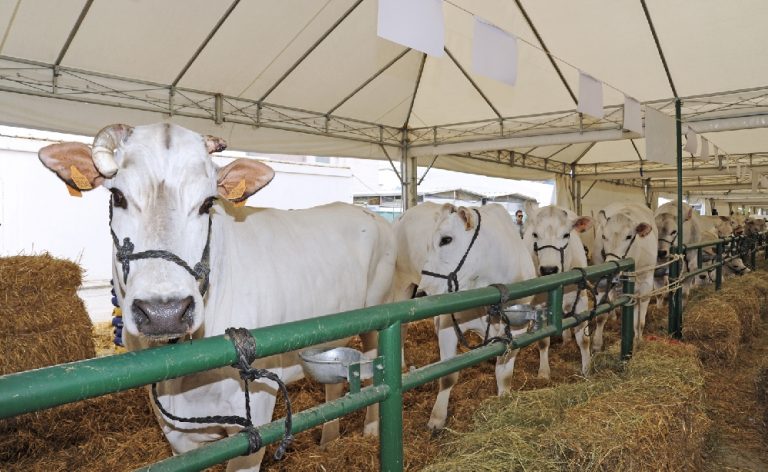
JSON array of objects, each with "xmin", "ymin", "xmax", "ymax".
[
  {"xmin": 561, "ymin": 327, "xmax": 573, "ymax": 345},
  {"xmin": 537, "ymin": 337, "xmax": 551, "ymax": 380},
  {"xmin": 428, "ymin": 314, "xmax": 460, "ymax": 431},
  {"xmin": 225, "ymin": 426, "xmax": 267, "ymax": 471},
  {"xmin": 636, "ymin": 297, "xmax": 651, "ymax": 345},
  {"xmin": 573, "ymin": 293, "xmax": 591, "ymax": 376},
  {"xmin": 495, "ymin": 348, "xmax": 519, "ymax": 393},
  {"xmin": 359, "ymin": 330, "xmax": 380, "ymax": 438},
  {"xmin": 591, "ymin": 312, "xmax": 610, "ymax": 353},
  {"xmin": 226, "ymin": 385, "xmax": 278, "ymax": 471},
  {"xmin": 320, "ymin": 382, "xmax": 344, "ymax": 447}
]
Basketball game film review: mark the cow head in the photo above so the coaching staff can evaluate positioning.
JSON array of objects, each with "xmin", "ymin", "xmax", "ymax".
[
  {"xmin": 418, "ymin": 204, "xmax": 487, "ymax": 295},
  {"xmin": 39, "ymin": 123, "xmax": 274, "ymax": 343},
  {"xmin": 714, "ymin": 216, "xmax": 734, "ymax": 238},
  {"xmin": 598, "ymin": 210, "xmax": 654, "ymax": 262},
  {"xmin": 523, "ymin": 202, "xmax": 591, "ymax": 275},
  {"xmin": 654, "ymin": 212, "xmax": 678, "ymax": 260}
]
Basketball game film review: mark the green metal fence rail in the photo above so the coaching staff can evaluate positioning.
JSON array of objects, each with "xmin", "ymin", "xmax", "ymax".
[
  {"xmin": 667, "ymin": 231, "xmax": 768, "ymax": 336},
  {"xmin": 0, "ymin": 259, "xmax": 635, "ymax": 471}
]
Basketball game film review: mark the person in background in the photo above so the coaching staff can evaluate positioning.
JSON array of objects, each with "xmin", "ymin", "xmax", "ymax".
[{"xmin": 515, "ymin": 209, "xmax": 524, "ymax": 237}]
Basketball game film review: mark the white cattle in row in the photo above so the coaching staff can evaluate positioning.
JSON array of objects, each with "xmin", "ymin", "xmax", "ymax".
[
  {"xmin": 521, "ymin": 202, "xmax": 593, "ymax": 377},
  {"xmin": 654, "ymin": 201, "xmax": 705, "ymax": 305},
  {"xmin": 699, "ymin": 215, "xmax": 749, "ymax": 278},
  {"xmin": 416, "ymin": 203, "xmax": 536, "ymax": 430},
  {"xmin": 593, "ymin": 203, "xmax": 658, "ymax": 346},
  {"xmin": 38, "ymin": 123, "xmax": 396, "ymax": 471}
]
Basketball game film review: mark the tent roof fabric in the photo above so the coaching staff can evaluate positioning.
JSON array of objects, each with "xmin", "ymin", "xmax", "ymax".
[{"xmin": 2, "ymin": 0, "xmax": 768, "ymax": 191}]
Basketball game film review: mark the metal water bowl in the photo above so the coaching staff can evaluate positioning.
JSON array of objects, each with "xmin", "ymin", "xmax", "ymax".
[
  {"xmin": 299, "ymin": 347, "xmax": 373, "ymax": 384},
  {"xmin": 502, "ymin": 303, "xmax": 542, "ymax": 329}
]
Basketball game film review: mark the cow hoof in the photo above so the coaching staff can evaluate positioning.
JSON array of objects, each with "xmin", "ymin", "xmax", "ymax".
[{"xmin": 427, "ymin": 417, "xmax": 446, "ymax": 432}]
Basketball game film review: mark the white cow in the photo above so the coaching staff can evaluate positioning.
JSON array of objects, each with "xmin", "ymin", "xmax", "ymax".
[
  {"xmin": 654, "ymin": 201, "xmax": 705, "ymax": 305},
  {"xmin": 521, "ymin": 202, "xmax": 592, "ymax": 377},
  {"xmin": 416, "ymin": 203, "xmax": 536, "ymax": 430},
  {"xmin": 593, "ymin": 203, "xmax": 658, "ymax": 346},
  {"xmin": 38, "ymin": 123, "xmax": 396, "ymax": 471}
]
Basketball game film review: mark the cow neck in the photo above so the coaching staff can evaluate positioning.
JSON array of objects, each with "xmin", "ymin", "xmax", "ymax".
[
  {"xmin": 421, "ymin": 209, "xmax": 482, "ymax": 293},
  {"xmin": 108, "ymin": 201, "xmax": 212, "ymax": 297}
]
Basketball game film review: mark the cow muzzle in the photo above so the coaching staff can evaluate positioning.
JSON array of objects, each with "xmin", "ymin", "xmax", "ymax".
[
  {"xmin": 132, "ymin": 296, "xmax": 194, "ymax": 339},
  {"xmin": 539, "ymin": 266, "xmax": 559, "ymax": 276}
]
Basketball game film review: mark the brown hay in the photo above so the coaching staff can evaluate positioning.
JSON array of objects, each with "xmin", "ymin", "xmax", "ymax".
[
  {"xmin": 716, "ymin": 287, "xmax": 761, "ymax": 342},
  {"xmin": 424, "ymin": 340, "xmax": 708, "ymax": 472},
  {"xmin": 682, "ymin": 299, "xmax": 740, "ymax": 364}
]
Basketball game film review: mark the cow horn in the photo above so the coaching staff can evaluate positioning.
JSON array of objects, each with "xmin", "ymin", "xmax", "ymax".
[{"xmin": 92, "ymin": 124, "xmax": 133, "ymax": 177}]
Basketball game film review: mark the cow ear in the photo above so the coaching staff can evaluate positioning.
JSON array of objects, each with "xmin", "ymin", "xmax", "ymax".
[
  {"xmin": 598, "ymin": 210, "xmax": 608, "ymax": 227},
  {"xmin": 635, "ymin": 222, "xmax": 653, "ymax": 237},
  {"xmin": 205, "ymin": 135, "xmax": 227, "ymax": 154},
  {"xmin": 684, "ymin": 206, "xmax": 693, "ymax": 221},
  {"xmin": 440, "ymin": 203, "xmax": 457, "ymax": 216},
  {"xmin": 38, "ymin": 142, "xmax": 105, "ymax": 195},
  {"xmin": 572, "ymin": 216, "xmax": 593, "ymax": 233},
  {"xmin": 217, "ymin": 158, "xmax": 274, "ymax": 203},
  {"xmin": 524, "ymin": 201, "xmax": 539, "ymax": 219},
  {"xmin": 457, "ymin": 207, "xmax": 475, "ymax": 231}
]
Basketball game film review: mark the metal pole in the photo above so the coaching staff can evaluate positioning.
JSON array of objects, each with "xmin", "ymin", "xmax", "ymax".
[
  {"xmin": 548, "ymin": 287, "xmax": 564, "ymax": 334},
  {"xmin": 715, "ymin": 242, "xmax": 723, "ymax": 291},
  {"xmin": 621, "ymin": 273, "xmax": 636, "ymax": 360},
  {"xmin": 400, "ymin": 132, "xmax": 418, "ymax": 211},
  {"xmin": 670, "ymin": 98, "xmax": 684, "ymax": 339},
  {"xmin": 378, "ymin": 322, "xmax": 403, "ymax": 472}
]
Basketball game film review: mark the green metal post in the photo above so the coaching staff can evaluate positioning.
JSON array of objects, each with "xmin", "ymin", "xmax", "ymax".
[
  {"xmin": 715, "ymin": 242, "xmax": 723, "ymax": 291},
  {"xmin": 621, "ymin": 274, "xmax": 636, "ymax": 360},
  {"xmin": 548, "ymin": 287, "xmax": 564, "ymax": 334},
  {"xmin": 378, "ymin": 322, "xmax": 403, "ymax": 472},
  {"xmin": 670, "ymin": 98, "xmax": 684, "ymax": 339}
]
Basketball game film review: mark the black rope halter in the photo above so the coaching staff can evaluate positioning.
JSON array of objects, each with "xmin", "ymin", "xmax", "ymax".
[
  {"xmin": 421, "ymin": 209, "xmax": 482, "ymax": 293},
  {"xmin": 532, "ymin": 239, "xmax": 568, "ymax": 274},
  {"xmin": 601, "ymin": 233, "xmax": 638, "ymax": 261},
  {"xmin": 109, "ymin": 201, "xmax": 212, "ymax": 297}
]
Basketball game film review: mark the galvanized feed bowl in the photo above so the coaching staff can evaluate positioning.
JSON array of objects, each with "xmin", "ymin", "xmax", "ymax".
[
  {"xmin": 503, "ymin": 303, "xmax": 541, "ymax": 327},
  {"xmin": 299, "ymin": 346, "xmax": 373, "ymax": 384}
]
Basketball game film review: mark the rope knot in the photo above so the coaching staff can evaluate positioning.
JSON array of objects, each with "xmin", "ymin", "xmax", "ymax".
[{"xmin": 117, "ymin": 237, "xmax": 134, "ymax": 262}]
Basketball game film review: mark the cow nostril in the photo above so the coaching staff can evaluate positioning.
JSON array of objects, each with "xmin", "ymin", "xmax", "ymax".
[
  {"xmin": 540, "ymin": 266, "xmax": 559, "ymax": 276},
  {"xmin": 132, "ymin": 299, "xmax": 151, "ymax": 326},
  {"xmin": 658, "ymin": 251, "xmax": 668, "ymax": 258}
]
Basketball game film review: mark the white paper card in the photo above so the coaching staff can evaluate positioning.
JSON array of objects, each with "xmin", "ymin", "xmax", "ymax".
[
  {"xmin": 684, "ymin": 128, "xmax": 698, "ymax": 154},
  {"xmin": 645, "ymin": 106, "xmax": 676, "ymax": 165},
  {"xmin": 378, "ymin": 0, "xmax": 445, "ymax": 57},
  {"xmin": 472, "ymin": 18, "xmax": 518, "ymax": 86},
  {"xmin": 577, "ymin": 72, "xmax": 604, "ymax": 119},
  {"xmin": 623, "ymin": 95, "xmax": 643, "ymax": 134},
  {"xmin": 700, "ymin": 138, "xmax": 709, "ymax": 160}
]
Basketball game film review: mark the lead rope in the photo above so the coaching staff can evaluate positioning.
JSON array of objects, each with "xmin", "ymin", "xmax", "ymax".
[{"xmin": 151, "ymin": 328, "xmax": 294, "ymax": 459}]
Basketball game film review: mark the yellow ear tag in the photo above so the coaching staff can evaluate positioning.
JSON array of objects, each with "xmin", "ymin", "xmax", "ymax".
[
  {"xmin": 226, "ymin": 178, "xmax": 247, "ymax": 201},
  {"xmin": 69, "ymin": 165, "xmax": 93, "ymax": 190},
  {"xmin": 66, "ymin": 184, "xmax": 82, "ymax": 197},
  {"xmin": 234, "ymin": 200, "xmax": 246, "ymax": 207}
]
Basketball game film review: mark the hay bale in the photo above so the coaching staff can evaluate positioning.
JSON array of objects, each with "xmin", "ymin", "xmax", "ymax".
[
  {"xmin": 715, "ymin": 287, "xmax": 761, "ymax": 342},
  {"xmin": 423, "ymin": 340, "xmax": 708, "ymax": 472},
  {"xmin": 0, "ymin": 254, "xmax": 97, "ymax": 462},
  {"xmin": 682, "ymin": 299, "xmax": 740, "ymax": 364}
]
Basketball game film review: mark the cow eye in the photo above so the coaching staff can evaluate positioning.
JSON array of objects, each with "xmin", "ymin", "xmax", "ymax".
[
  {"xmin": 199, "ymin": 196, "xmax": 217, "ymax": 215},
  {"xmin": 439, "ymin": 236, "xmax": 453, "ymax": 247},
  {"xmin": 601, "ymin": 234, "xmax": 607, "ymax": 240},
  {"xmin": 110, "ymin": 188, "xmax": 127, "ymax": 209},
  {"xmin": 532, "ymin": 232, "xmax": 539, "ymax": 238},
  {"xmin": 563, "ymin": 233, "xmax": 570, "ymax": 238},
  {"xmin": 670, "ymin": 230, "xmax": 677, "ymax": 235},
  {"xmin": 626, "ymin": 235, "xmax": 633, "ymax": 240}
]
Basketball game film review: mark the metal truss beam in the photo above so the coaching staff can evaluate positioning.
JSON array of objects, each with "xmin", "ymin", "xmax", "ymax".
[{"xmin": 0, "ymin": 55, "xmax": 403, "ymax": 147}]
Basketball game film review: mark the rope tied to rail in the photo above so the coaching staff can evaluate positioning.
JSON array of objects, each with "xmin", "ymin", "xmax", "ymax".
[{"xmin": 150, "ymin": 327, "xmax": 294, "ymax": 460}]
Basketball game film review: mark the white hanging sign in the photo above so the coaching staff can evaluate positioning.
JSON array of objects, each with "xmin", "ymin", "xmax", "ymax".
[
  {"xmin": 645, "ymin": 106, "xmax": 676, "ymax": 165},
  {"xmin": 377, "ymin": 0, "xmax": 445, "ymax": 57},
  {"xmin": 684, "ymin": 127, "xmax": 698, "ymax": 155},
  {"xmin": 623, "ymin": 95, "xmax": 643, "ymax": 135},
  {"xmin": 472, "ymin": 18, "xmax": 518, "ymax": 86},
  {"xmin": 699, "ymin": 137, "xmax": 709, "ymax": 160},
  {"xmin": 577, "ymin": 72, "xmax": 604, "ymax": 119}
]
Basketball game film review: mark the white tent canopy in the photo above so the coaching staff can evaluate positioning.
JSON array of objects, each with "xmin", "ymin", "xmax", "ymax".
[{"xmin": 2, "ymin": 0, "xmax": 768, "ymax": 200}]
